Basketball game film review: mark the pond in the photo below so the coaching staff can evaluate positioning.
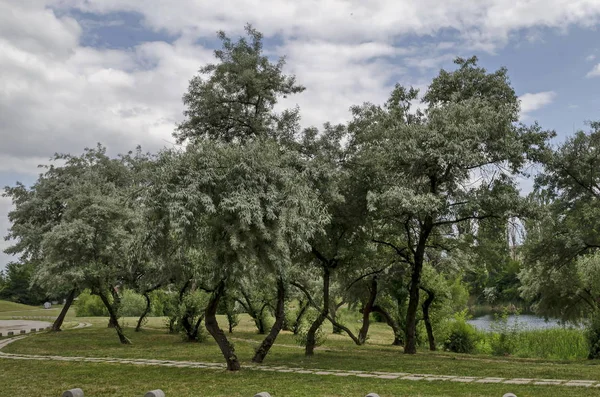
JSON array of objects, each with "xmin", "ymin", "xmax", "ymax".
[{"xmin": 467, "ymin": 314, "xmax": 569, "ymax": 332}]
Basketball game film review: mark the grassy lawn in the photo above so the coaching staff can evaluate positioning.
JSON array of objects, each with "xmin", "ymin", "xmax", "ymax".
[
  {"xmin": 0, "ymin": 300, "xmax": 45, "ymax": 313},
  {"xmin": 5, "ymin": 325, "xmax": 600, "ymax": 382},
  {"xmin": 2, "ymin": 359, "xmax": 600, "ymax": 397},
  {"xmin": 3, "ymin": 303, "xmax": 600, "ymax": 396}
]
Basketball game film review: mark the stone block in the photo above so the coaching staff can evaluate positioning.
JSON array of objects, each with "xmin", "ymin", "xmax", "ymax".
[
  {"xmin": 20, "ymin": 330, "xmax": 26, "ymax": 334},
  {"xmin": 31, "ymin": 328, "xmax": 37, "ymax": 332},
  {"xmin": 254, "ymin": 392, "xmax": 271, "ymax": 397},
  {"xmin": 144, "ymin": 390, "xmax": 165, "ymax": 397},
  {"xmin": 62, "ymin": 388, "xmax": 84, "ymax": 397},
  {"xmin": 7, "ymin": 331, "xmax": 14, "ymax": 336}
]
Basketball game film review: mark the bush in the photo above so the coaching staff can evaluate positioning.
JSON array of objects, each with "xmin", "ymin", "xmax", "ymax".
[
  {"xmin": 586, "ymin": 315, "xmax": 600, "ymax": 359},
  {"xmin": 119, "ymin": 289, "xmax": 147, "ymax": 317},
  {"xmin": 74, "ymin": 290, "xmax": 108, "ymax": 317},
  {"xmin": 148, "ymin": 290, "xmax": 175, "ymax": 317},
  {"xmin": 490, "ymin": 310, "xmax": 521, "ymax": 356},
  {"xmin": 444, "ymin": 311, "xmax": 478, "ymax": 354},
  {"xmin": 295, "ymin": 310, "xmax": 327, "ymax": 347}
]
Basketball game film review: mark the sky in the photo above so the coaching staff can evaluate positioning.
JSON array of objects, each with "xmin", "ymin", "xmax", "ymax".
[{"xmin": 1, "ymin": 0, "xmax": 600, "ymax": 270}]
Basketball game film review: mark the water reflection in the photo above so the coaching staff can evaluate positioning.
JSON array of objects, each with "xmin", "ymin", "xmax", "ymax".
[{"xmin": 467, "ymin": 314, "xmax": 574, "ymax": 332}]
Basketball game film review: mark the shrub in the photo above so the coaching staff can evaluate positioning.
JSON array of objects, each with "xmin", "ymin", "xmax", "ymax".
[
  {"xmin": 490, "ymin": 310, "xmax": 521, "ymax": 356},
  {"xmin": 586, "ymin": 314, "xmax": 600, "ymax": 359},
  {"xmin": 444, "ymin": 311, "xmax": 478, "ymax": 354},
  {"xmin": 74, "ymin": 290, "xmax": 108, "ymax": 317},
  {"xmin": 119, "ymin": 289, "xmax": 147, "ymax": 317},
  {"xmin": 295, "ymin": 311, "xmax": 327, "ymax": 347},
  {"xmin": 148, "ymin": 290, "xmax": 174, "ymax": 317}
]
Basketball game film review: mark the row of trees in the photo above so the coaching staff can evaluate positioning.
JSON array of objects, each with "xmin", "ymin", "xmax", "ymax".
[{"xmin": 6, "ymin": 25, "xmax": 596, "ymax": 369}]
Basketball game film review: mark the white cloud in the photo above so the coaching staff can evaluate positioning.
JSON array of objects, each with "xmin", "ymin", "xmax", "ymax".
[
  {"xmin": 519, "ymin": 91, "xmax": 557, "ymax": 118},
  {"xmin": 586, "ymin": 63, "xmax": 600, "ymax": 77},
  {"xmin": 586, "ymin": 54, "xmax": 596, "ymax": 61},
  {"xmin": 49, "ymin": 0, "xmax": 600, "ymax": 51},
  {"xmin": 0, "ymin": 8, "xmax": 214, "ymax": 161},
  {"xmin": 1, "ymin": 0, "xmax": 598, "ymax": 270},
  {"xmin": 275, "ymin": 41, "xmax": 407, "ymax": 127}
]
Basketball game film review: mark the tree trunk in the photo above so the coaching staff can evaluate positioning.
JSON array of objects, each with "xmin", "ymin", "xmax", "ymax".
[
  {"xmin": 52, "ymin": 288, "xmax": 76, "ymax": 332},
  {"xmin": 257, "ymin": 304, "xmax": 268, "ymax": 335},
  {"xmin": 358, "ymin": 277, "xmax": 378, "ymax": 345},
  {"xmin": 227, "ymin": 313, "xmax": 236, "ymax": 333},
  {"xmin": 293, "ymin": 300, "xmax": 309, "ymax": 335},
  {"xmin": 181, "ymin": 311, "xmax": 195, "ymax": 341},
  {"xmin": 177, "ymin": 280, "xmax": 199, "ymax": 341},
  {"xmin": 330, "ymin": 301, "xmax": 343, "ymax": 334},
  {"xmin": 192, "ymin": 314, "xmax": 204, "ymax": 340},
  {"xmin": 98, "ymin": 291, "xmax": 131, "ymax": 344},
  {"xmin": 405, "ymin": 224, "xmax": 432, "ymax": 354},
  {"xmin": 135, "ymin": 293, "xmax": 151, "ymax": 332},
  {"xmin": 306, "ymin": 267, "xmax": 330, "ymax": 356},
  {"xmin": 372, "ymin": 304, "xmax": 403, "ymax": 346},
  {"xmin": 205, "ymin": 281, "xmax": 240, "ymax": 371},
  {"xmin": 240, "ymin": 290, "xmax": 267, "ymax": 334},
  {"xmin": 421, "ymin": 287, "xmax": 436, "ymax": 351},
  {"xmin": 106, "ymin": 286, "xmax": 122, "ymax": 329},
  {"xmin": 252, "ymin": 277, "xmax": 285, "ymax": 363},
  {"xmin": 404, "ymin": 265, "xmax": 421, "ymax": 354}
]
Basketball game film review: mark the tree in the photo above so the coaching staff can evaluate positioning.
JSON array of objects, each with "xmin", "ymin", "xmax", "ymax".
[
  {"xmin": 4, "ymin": 161, "xmax": 81, "ymax": 317},
  {"xmin": 290, "ymin": 123, "xmax": 374, "ymax": 355},
  {"xmin": 10, "ymin": 145, "xmax": 148, "ymax": 343},
  {"xmin": 148, "ymin": 140, "xmax": 326, "ymax": 370},
  {"xmin": 175, "ymin": 24, "xmax": 304, "ymax": 145},
  {"xmin": 0, "ymin": 262, "xmax": 46, "ymax": 305},
  {"xmin": 354, "ymin": 57, "xmax": 552, "ymax": 354},
  {"xmin": 164, "ymin": 26, "xmax": 324, "ymax": 368},
  {"xmin": 521, "ymin": 122, "xmax": 600, "ymax": 320},
  {"xmin": 234, "ymin": 276, "xmax": 274, "ymax": 335}
]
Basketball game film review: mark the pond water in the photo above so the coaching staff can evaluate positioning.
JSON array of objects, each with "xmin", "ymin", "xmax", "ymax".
[{"xmin": 467, "ymin": 314, "xmax": 568, "ymax": 332}]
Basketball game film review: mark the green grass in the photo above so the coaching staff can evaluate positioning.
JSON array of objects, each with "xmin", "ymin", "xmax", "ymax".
[
  {"xmin": 4, "ymin": 359, "xmax": 598, "ymax": 397},
  {"xmin": 514, "ymin": 328, "xmax": 588, "ymax": 360},
  {"xmin": 6, "ymin": 324, "xmax": 600, "ymax": 382},
  {"xmin": 3, "ymin": 308, "xmax": 600, "ymax": 396},
  {"xmin": 0, "ymin": 300, "xmax": 43, "ymax": 313}
]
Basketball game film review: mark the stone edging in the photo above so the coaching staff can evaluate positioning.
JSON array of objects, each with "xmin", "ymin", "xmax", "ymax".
[{"xmin": 0, "ymin": 327, "xmax": 51, "ymax": 337}]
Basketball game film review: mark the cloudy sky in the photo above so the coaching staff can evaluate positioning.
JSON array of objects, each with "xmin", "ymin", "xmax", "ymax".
[{"xmin": 2, "ymin": 0, "xmax": 600, "ymax": 270}]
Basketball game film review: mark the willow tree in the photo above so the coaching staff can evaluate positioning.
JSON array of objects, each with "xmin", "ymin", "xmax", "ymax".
[
  {"xmin": 5, "ymin": 145, "xmax": 148, "ymax": 343},
  {"xmin": 521, "ymin": 122, "xmax": 600, "ymax": 321},
  {"xmin": 289, "ymin": 122, "xmax": 376, "ymax": 355},
  {"xmin": 353, "ymin": 57, "xmax": 552, "ymax": 354},
  {"xmin": 4, "ymin": 159, "xmax": 81, "ymax": 331},
  {"xmin": 149, "ymin": 140, "xmax": 327, "ymax": 370},
  {"xmin": 165, "ymin": 25, "xmax": 320, "ymax": 367},
  {"xmin": 175, "ymin": 24, "xmax": 304, "ymax": 145}
]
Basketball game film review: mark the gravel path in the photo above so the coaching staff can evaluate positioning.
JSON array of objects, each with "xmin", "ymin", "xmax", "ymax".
[{"xmin": 1, "ymin": 329, "xmax": 599, "ymax": 388}]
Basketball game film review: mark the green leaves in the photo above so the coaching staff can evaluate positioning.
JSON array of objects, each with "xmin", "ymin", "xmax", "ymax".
[
  {"xmin": 148, "ymin": 139, "xmax": 328, "ymax": 283},
  {"xmin": 175, "ymin": 24, "xmax": 304, "ymax": 145},
  {"xmin": 521, "ymin": 121, "xmax": 600, "ymax": 320}
]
